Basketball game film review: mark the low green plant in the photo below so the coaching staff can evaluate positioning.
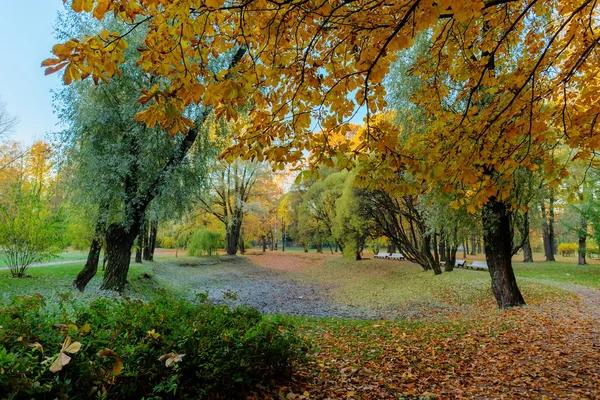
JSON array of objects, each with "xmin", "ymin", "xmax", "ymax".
[{"xmin": 0, "ymin": 293, "xmax": 305, "ymax": 399}]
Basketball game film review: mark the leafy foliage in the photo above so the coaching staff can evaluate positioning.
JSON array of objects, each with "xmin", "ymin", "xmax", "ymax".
[
  {"xmin": 0, "ymin": 293, "xmax": 305, "ymax": 399},
  {"xmin": 187, "ymin": 230, "xmax": 223, "ymax": 256}
]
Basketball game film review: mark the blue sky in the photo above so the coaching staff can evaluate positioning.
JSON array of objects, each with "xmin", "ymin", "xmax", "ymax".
[{"xmin": 0, "ymin": 0, "xmax": 65, "ymax": 144}]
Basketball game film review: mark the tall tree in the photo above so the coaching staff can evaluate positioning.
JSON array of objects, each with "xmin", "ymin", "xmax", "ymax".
[
  {"xmin": 47, "ymin": 1, "xmax": 600, "ymax": 308},
  {"xmin": 198, "ymin": 158, "xmax": 261, "ymax": 255}
]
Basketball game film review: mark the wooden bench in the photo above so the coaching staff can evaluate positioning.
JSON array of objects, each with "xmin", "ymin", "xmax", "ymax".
[
  {"xmin": 467, "ymin": 261, "xmax": 488, "ymax": 270},
  {"xmin": 374, "ymin": 252, "xmax": 390, "ymax": 259}
]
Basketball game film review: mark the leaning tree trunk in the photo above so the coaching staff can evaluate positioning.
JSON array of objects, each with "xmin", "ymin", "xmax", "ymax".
[
  {"xmin": 101, "ymin": 223, "xmax": 138, "ymax": 292},
  {"xmin": 482, "ymin": 197, "xmax": 526, "ymax": 309},
  {"xmin": 73, "ymin": 235, "xmax": 103, "ymax": 292}
]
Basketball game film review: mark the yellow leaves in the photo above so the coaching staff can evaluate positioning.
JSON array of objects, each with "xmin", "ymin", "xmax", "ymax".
[
  {"xmin": 48, "ymin": 336, "xmax": 82, "ymax": 373},
  {"xmin": 204, "ymin": 0, "xmax": 225, "ymax": 10}
]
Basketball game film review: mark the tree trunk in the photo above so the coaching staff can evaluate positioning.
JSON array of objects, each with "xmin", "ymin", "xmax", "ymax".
[
  {"xmin": 316, "ymin": 242, "xmax": 323, "ymax": 253},
  {"xmin": 445, "ymin": 246, "xmax": 457, "ymax": 272},
  {"xmin": 73, "ymin": 235, "xmax": 103, "ymax": 292},
  {"xmin": 388, "ymin": 241, "xmax": 396, "ymax": 253},
  {"xmin": 135, "ymin": 231, "xmax": 143, "ymax": 263},
  {"xmin": 262, "ymin": 235, "xmax": 267, "ymax": 252},
  {"xmin": 226, "ymin": 217, "xmax": 242, "ymax": 255},
  {"xmin": 432, "ymin": 230, "xmax": 439, "ymax": 264},
  {"xmin": 439, "ymin": 229, "xmax": 447, "ymax": 262},
  {"xmin": 549, "ymin": 192, "xmax": 556, "ymax": 259},
  {"xmin": 282, "ymin": 222, "xmax": 285, "ymax": 252},
  {"xmin": 463, "ymin": 240, "xmax": 467, "ymax": 258},
  {"xmin": 522, "ymin": 210, "xmax": 533, "ymax": 262},
  {"xmin": 482, "ymin": 197, "xmax": 526, "ymax": 309},
  {"xmin": 522, "ymin": 240, "xmax": 533, "ymax": 262},
  {"xmin": 578, "ymin": 214, "xmax": 587, "ymax": 265},
  {"xmin": 100, "ymin": 223, "xmax": 138, "ymax": 292},
  {"xmin": 144, "ymin": 218, "xmax": 157, "ymax": 261},
  {"xmin": 470, "ymin": 234, "xmax": 477, "ymax": 254}
]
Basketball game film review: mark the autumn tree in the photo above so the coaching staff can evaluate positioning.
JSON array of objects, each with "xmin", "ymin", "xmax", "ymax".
[
  {"xmin": 0, "ymin": 141, "xmax": 66, "ymax": 277},
  {"xmin": 198, "ymin": 158, "xmax": 262, "ymax": 255},
  {"xmin": 52, "ymin": 12, "xmax": 225, "ymax": 291},
  {"xmin": 46, "ymin": 1, "xmax": 600, "ymax": 308}
]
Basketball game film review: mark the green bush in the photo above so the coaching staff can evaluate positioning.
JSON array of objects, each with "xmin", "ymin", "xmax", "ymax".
[
  {"xmin": 187, "ymin": 230, "xmax": 223, "ymax": 256},
  {"xmin": 0, "ymin": 294, "xmax": 305, "ymax": 399},
  {"xmin": 157, "ymin": 236, "xmax": 176, "ymax": 249}
]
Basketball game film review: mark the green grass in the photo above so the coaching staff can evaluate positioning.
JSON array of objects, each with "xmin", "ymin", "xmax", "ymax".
[
  {"xmin": 287, "ymin": 257, "xmax": 575, "ymax": 312},
  {"xmin": 0, "ymin": 262, "xmax": 155, "ymax": 302},
  {"xmin": 513, "ymin": 261, "xmax": 600, "ymax": 288},
  {"xmin": 0, "ymin": 250, "xmax": 89, "ymax": 267}
]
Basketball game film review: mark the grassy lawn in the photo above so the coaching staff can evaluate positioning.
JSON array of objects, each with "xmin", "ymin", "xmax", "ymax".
[
  {"xmin": 0, "ymin": 250, "xmax": 89, "ymax": 267},
  {"xmin": 513, "ymin": 261, "xmax": 600, "ymax": 288},
  {"xmin": 0, "ymin": 262, "xmax": 155, "ymax": 302},
  {"xmin": 286, "ymin": 257, "xmax": 575, "ymax": 313}
]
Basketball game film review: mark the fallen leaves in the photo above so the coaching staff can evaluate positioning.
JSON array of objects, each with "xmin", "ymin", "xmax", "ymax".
[
  {"xmin": 48, "ymin": 336, "xmax": 82, "ymax": 373},
  {"xmin": 261, "ymin": 298, "xmax": 600, "ymax": 399}
]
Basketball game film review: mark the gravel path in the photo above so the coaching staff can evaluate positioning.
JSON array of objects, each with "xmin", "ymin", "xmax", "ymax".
[{"xmin": 152, "ymin": 256, "xmax": 391, "ymax": 320}]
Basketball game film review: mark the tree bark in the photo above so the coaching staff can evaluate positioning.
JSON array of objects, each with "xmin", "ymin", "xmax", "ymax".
[
  {"xmin": 578, "ymin": 214, "xmax": 587, "ymax": 265},
  {"xmin": 445, "ymin": 246, "xmax": 457, "ymax": 272},
  {"xmin": 482, "ymin": 197, "xmax": 526, "ymax": 309},
  {"xmin": 101, "ymin": 223, "xmax": 138, "ymax": 292},
  {"xmin": 316, "ymin": 242, "xmax": 323, "ymax": 253},
  {"xmin": 143, "ymin": 218, "xmax": 157, "ymax": 260},
  {"xmin": 262, "ymin": 235, "xmax": 267, "ymax": 252},
  {"xmin": 438, "ymin": 229, "xmax": 447, "ymax": 262},
  {"xmin": 432, "ymin": 230, "xmax": 439, "ymax": 264},
  {"xmin": 470, "ymin": 234, "xmax": 477, "ymax": 254},
  {"xmin": 135, "ymin": 229, "xmax": 143, "ymax": 264},
  {"xmin": 282, "ymin": 222, "xmax": 286, "ymax": 252},
  {"xmin": 541, "ymin": 197, "xmax": 556, "ymax": 261},
  {"xmin": 522, "ymin": 240, "xmax": 533, "ymax": 262},
  {"xmin": 73, "ymin": 235, "xmax": 103, "ymax": 292},
  {"xmin": 521, "ymin": 210, "xmax": 533, "ymax": 262},
  {"xmin": 549, "ymin": 192, "xmax": 556, "ymax": 259}
]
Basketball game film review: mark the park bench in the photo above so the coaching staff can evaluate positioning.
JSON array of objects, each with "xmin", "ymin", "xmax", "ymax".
[
  {"xmin": 389, "ymin": 253, "xmax": 405, "ymax": 260},
  {"xmin": 467, "ymin": 261, "xmax": 488, "ymax": 270},
  {"xmin": 440, "ymin": 259, "xmax": 467, "ymax": 267},
  {"xmin": 374, "ymin": 252, "xmax": 390, "ymax": 259}
]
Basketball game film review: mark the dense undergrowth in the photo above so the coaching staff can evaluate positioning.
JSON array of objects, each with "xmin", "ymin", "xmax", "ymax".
[{"xmin": 0, "ymin": 292, "xmax": 305, "ymax": 399}]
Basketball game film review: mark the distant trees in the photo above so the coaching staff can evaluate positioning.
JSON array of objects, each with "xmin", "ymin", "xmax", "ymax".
[
  {"xmin": 0, "ymin": 141, "xmax": 66, "ymax": 277},
  {"xmin": 0, "ymin": 96, "xmax": 18, "ymax": 140}
]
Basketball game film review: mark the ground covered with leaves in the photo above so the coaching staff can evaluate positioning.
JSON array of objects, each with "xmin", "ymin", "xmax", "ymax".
[{"xmin": 2, "ymin": 251, "xmax": 599, "ymax": 398}]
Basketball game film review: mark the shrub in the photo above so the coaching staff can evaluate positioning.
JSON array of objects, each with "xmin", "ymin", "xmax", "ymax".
[
  {"xmin": 187, "ymin": 230, "xmax": 223, "ymax": 256},
  {"xmin": 557, "ymin": 242, "xmax": 578, "ymax": 257},
  {"xmin": 157, "ymin": 236, "xmax": 176, "ymax": 249},
  {"xmin": 0, "ymin": 294, "xmax": 305, "ymax": 399}
]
